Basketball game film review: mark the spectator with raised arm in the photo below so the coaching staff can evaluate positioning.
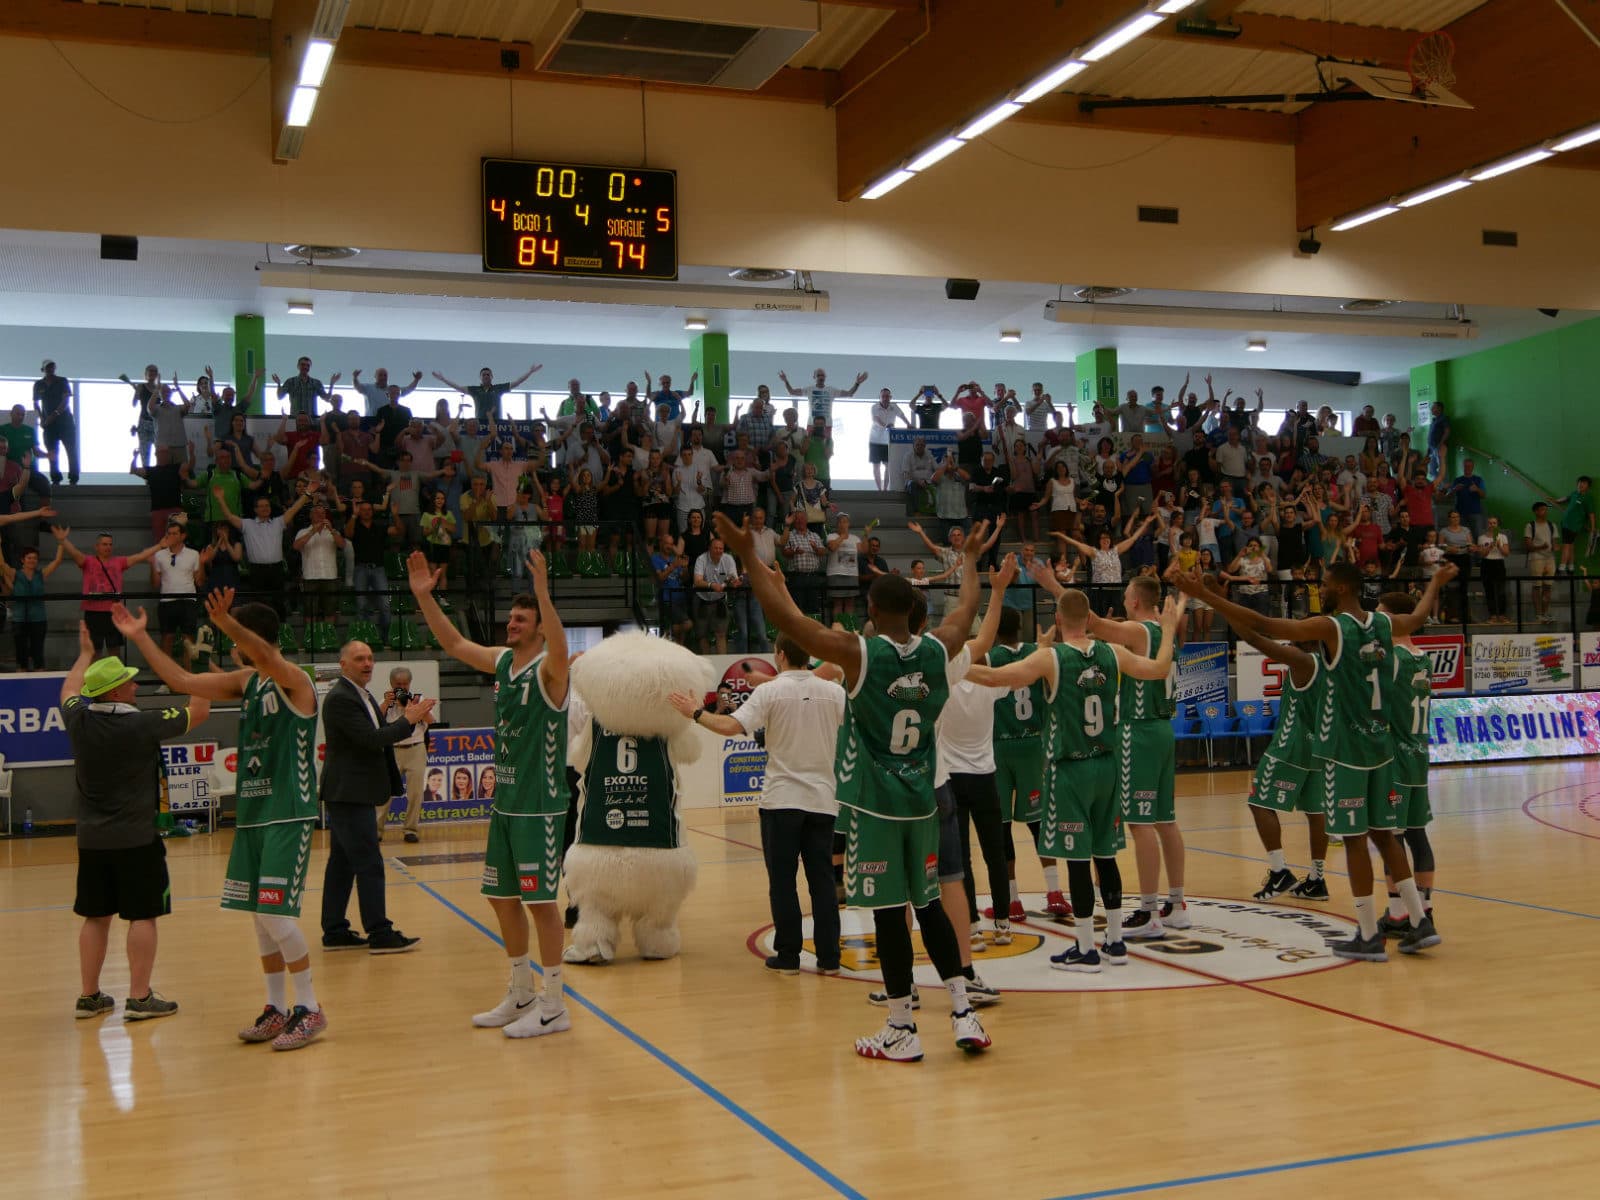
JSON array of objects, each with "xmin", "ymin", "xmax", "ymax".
[
  {"xmin": 867, "ymin": 388, "xmax": 912, "ymax": 492},
  {"xmin": 351, "ymin": 366, "xmax": 421, "ymax": 419},
  {"xmin": 0, "ymin": 530, "xmax": 65, "ymax": 669},
  {"xmin": 216, "ymin": 485, "xmax": 313, "ymax": 616},
  {"xmin": 912, "ymin": 384, "xmax": 947, "ymax": 431},
  {"xmin": 777, "ymin": 366, "xmax": 867, "ymax": 428},
  {"xmin": 432, "ymin": 364, "xmax": 542, "ymax": 423},
  {"xmin": 273, "ymin": 356, "xmax": 340, "ymax": 419},
  {"xmin": 212, "ymin": 366, "xmax": 264, "ymax": 441},
  {"xmin": 33, "ymin": 358, "xmax": 78, "ymax": 486}
]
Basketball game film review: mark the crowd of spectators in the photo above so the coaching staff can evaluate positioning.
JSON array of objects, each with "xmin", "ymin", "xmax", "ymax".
[{"xmin": 3, "ymin": 356, "xmax": 1595, "ymax": 667}]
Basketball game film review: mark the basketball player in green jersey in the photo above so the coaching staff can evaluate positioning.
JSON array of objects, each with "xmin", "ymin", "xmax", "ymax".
[
  {"xmin": 1375, "ymin": 592, "xmax": 1440, "ymax": 941},
  {"xmin": 113, "ymin": 590, "xmax": 337, "ymax": 1051},
  {"xmin": 408, "ymin": 547, "xmax": 573, "ymax": 1039},
  {"xmin": 1038, "ymin": 571, "xmax": 1187, "ymax": 937},
  {"xmin": 1232, "ymin": 627, "xmax": 1331, "ymax": 903},
  {"xmin": 966, "ymin": 587, "xmax": 1181, "ymax": 973},
  {"xmin": 1170, "ymin": 561, "xmax": 1455, "ymax": 960},
  {"xmin": 716, "ymin": 512, "xmax": 992, "ymax": 1063},
  {"xmin": 985, "ymin": 607, "xmax": 1071, "ymax": 921}
]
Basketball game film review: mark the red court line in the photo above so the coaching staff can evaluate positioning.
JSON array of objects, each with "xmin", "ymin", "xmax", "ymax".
[
  {"xmin": 1521, "ymin": 780, "xmax": 1600, "ymax": 842},
  {"xmin": 689, "ymin": 826, "xmax": 763, "ymax": 853}
]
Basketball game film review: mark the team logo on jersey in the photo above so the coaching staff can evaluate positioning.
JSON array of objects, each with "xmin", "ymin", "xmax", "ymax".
[
  {"xmin": 886, "ymin": 672, "xmax": 930, "ymax": 702},
  {"xmin": 756, "ymin": 897, "xmax": 1362, "ymax": 991},
  {"xmin": 1075, "ymin": 666, "xmax": 1107, "ymax": 688},
  {"xmin": 605, "ymin": 809, "xmax": 626, "ymax": 830},
  {"xmin": 1358, "ymin": 640, "xmax": 1388, "ymax": 667}
]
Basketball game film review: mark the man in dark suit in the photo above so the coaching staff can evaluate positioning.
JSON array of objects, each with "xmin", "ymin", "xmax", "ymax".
[{"xmin": 320, "ymin": 639, "xmax": 434, "ymax": 953}]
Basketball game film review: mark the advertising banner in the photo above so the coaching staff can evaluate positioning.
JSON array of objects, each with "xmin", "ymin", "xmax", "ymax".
[
  {"xmin": 1427, "ymin": 693, "xmax": 1600, "ymax": 763},
  {"xmin": 0, "ymin": 671, "xmax": 73, "ymax": 767},
  {"xmin": 1172, "ymin": 642, "xmax": 1228, "ymax": 709},
  {"xmin": 385, "ymin": 726, "xmax": 498, "ymax": 826},
  {"xmin": 1235, "ymin": 644, "xmax": 1280, "ymax": 703},
  {"xmin": 163, "ymin": 741, "xmax": 233, "ymax": 814},
  {"xmin": 887, "ymin": 429, "xmax": 962, "ymax": 491},
  {"xmin": 1469, "ymin": 632, "xmax": 1575, "ymax": 695},
  {"xmin": 1411, "ymin": 634, "xmax": 1468, "ymax": 696},
  {"xmin": 1581, "ymin": 632, "xmax": 1600, "ymax": 692}
]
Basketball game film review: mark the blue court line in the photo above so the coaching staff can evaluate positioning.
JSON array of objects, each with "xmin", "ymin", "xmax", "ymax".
[
  {"xmin": 413, "ymin": 877, "xmax": 867, "ymax": 1200},
  {"xmin": 1044, "ymin": 1116, "xmax": 1600, "ymax": 1200},
  {"xmin": 1185, "ymin": 844, "xmax": 1600, "ymax": 922}
]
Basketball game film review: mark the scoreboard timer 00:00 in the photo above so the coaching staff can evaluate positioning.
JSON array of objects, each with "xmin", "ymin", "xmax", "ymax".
[{"xmin": 481, "ymin": 157, "xmax": 678, "ymax": 280}]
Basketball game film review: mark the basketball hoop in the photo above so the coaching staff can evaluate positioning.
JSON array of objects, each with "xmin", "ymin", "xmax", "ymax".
[{"xmin": 1407, "ymin": 30, "xmax": 1456, "ymax": 94}]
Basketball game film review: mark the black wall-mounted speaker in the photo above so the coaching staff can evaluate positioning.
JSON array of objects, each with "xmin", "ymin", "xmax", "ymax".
[
  {"xmin": 101, "ymin": 235, "xmax": 138, "ymax": 261},
  {"xmin": 945, "ymin": 278, "xmax": 979, "ymax": 301}
]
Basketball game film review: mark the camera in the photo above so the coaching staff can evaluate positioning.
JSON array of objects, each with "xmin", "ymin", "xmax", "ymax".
[{"xmin": 393, "ymin": 687, "xmax": 413, "ymax": 708}]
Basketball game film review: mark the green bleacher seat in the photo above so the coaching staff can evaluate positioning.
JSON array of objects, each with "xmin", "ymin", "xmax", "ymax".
[
  {"xmin": 348, "ymin": 618, "xmax": 380, "ymax": 645},
  {"xmin": 306, "ymin": 621, "xmax": 341, "ymax": 653},
  {"xmin": 277, "ymin": 624, "xmax": 301, "ymax": 654},
  {"xmin": 387, "ymin": 619, "xmax": 426, "ymax": 651}
]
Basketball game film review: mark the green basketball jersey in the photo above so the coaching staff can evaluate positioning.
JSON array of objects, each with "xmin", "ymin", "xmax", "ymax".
[
  {"xmin": 1119, "ymin": 620, "xmax": 1175, "ymax": 721},
  {"xmin": 578, "ymin": 723, "xmax": 679, "ymax": 848},
  {"xmin": 493, "ymin": 649, "xmax": 568, "ymax": 816},
  {"xmin": 235, "ymin": 672, "xmax": 318, "ymax": 827},
  {"xmin": 836, "ymin": 634, "xmax": 950, "ymax": 820},
  {"xmin": 1316, "ymin": 609, "xmax": 1394, "ymax": 768},
  {"xmin": 1262, "ymin": 655, "xmax": 1323, "ymax": 770},
  {"xmin": 1043, "ymin": 641, "xmax": 1119, "ymax": 762},
  {"xmin": 1385, "ymin": 644, "xmax": 1433, "ymax": 758},
  {"xmin": 988, "ymin": 642, "xmax": 1042, "ymax": 743}
]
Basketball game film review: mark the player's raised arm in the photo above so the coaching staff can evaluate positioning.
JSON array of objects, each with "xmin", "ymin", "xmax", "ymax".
[
  {"xmin": 1168, "ymin": 564, "xmax": 1334, "ymax": 649},
  {"xmin": 714, "ymin": 512, "xmax": 860, "ymax": 685},
  {"xmin": 204, "ymin": 589, "xmax": 315, "ymax": 713},
  {"xmin": 1235, "ymin": 625, "xmax": 1318, "ymax": 689},
  {"xmin": 965, "ymin": 644, "xmax": 1052, "ymax": 691},
  {"xmin": 112, "ymin": 602, "xmax": 250, "ymax": 701},
  {"xmin": 1387, "ymin": 561, "xmax": 1458, "ymax": 637},
  {"xmin": 964, "ymin": 553, "xmax": 1017, "ymax": 662},
  {"xmin": 406, "ymin": 551, "xmax": 501, "ymax": 674},
  {"xmin": 931, "ymin": 518, "xmax": 991, "ymax": 658},
  {"xmin": 529, "ymin": 548, "xmax": 568, "ymax": 706}
]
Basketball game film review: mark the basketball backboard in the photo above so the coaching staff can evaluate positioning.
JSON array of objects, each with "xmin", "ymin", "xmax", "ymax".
[{"xmin": 1328, "ymin": 60, "xmax": 1473, "ymax": 109}]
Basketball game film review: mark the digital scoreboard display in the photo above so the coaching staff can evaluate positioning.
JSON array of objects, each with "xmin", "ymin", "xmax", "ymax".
[{"xmin": 481, "ymin": 157, "xmax": 678, "ymax": 280}]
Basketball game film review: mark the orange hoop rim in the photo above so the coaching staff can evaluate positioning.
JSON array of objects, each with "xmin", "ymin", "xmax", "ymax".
[{"xmin": 1407, "ymin": 29, "xmax": 1457, "ymax": 92}]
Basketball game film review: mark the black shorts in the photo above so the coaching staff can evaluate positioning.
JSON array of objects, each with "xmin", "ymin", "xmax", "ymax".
[
  {"xmin": 75, "ymin": 839, "xmax": 171, "ymax": 921},
  {"xmin": 660, "ymin": 594, "xmax": 689, "ymax": 625},
  {"xmin": 645, "ymin": 503, "xmax": 672, "ymax": 520},
  {"xmin": 84, "ymin": 611, "xmax": 124, "ymax": 654},
  {"xmin": 1562, "ymin": 528, "xmax": 1579, "ymax": 545},
  {"xmin": 869, "ymin": 443, "xmax": 889, "ymax": 464},
  {"xmin": 159, "ymin": 597, "xmax": 199, "ymax": 637},
  {"xmin": 1008, "ymin": 491, "xmax": 1036, "ymax": 514},
  {"xmin": 425, "ymin": 541, "xmax": 452, "ymax": 565}
]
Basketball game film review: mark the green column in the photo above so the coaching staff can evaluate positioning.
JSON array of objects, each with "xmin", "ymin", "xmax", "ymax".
[
  {"xmin": 1409, "ymin": 361, "xmax": 1444, "ymax": 430},
  {"xmin": 233, "ymin": 314, "xmax": 266, "ymax": 415},
  {"xmin": 1074, "ymin": 347, "xmax": 1118, "ymax": 415},
  {"xmin": 690, "ymin": 332, "xmax": 730, "ymax": 423}
]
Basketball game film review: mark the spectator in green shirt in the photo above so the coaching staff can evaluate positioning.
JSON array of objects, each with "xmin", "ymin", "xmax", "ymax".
[
  {"xmin": 1, "ymin": 404, "xmax": 40, "ymax": 463},
  {"xmin": 1550, "ymin": 474, "xmax": 1595, "ymax": 574},
  {"xmin": 181, "ymin": 443, "xmax": 246, "ymax": 526}
]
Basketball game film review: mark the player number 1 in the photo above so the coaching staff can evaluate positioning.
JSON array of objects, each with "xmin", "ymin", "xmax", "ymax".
[{"xmin": 1367, "ymin": 666, "xmax": 1382, "ymax": 712}]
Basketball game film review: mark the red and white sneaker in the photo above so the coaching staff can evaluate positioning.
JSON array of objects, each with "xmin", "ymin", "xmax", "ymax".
[
  {"xmin": 983, "ymin": 900, "xmax": 1027, "ymax": 922},
  {"xmin": 1043, "ymin": 890, "xmax": 1073, "ymax": 918},
  {"xmin": 951, "ymin": 1009, "xmax": 991, "ymax": 1053},
  {"xmin": 855, "ymin": 1021, "xmax": 923, "ymax": 1062},
  {"xmin": 270, "ymin": 1005, "xmax": 328, "ymax": 1051},
  {"xmin": 238, "ymin": 1005, "xmax": 289, "ymax": 1044},
  {"xmin": 1160, "ymin": 900, "xmax": 1192, "ymax": 930}
]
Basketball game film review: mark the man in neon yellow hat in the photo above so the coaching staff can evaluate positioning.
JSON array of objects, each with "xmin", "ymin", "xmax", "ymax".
[{"xmin": 62, "ymin": 622, "xmax": 208, "ymax": 1022}]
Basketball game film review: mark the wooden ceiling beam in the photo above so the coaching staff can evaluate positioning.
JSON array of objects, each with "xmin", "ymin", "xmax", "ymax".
[
  {"xmin": 1018, "ymin": 92, "xmax": 1296, "ymax": 143},
  {"xmin": 1294, "ymin": 0, "xmax": 1598, "ymax": 230},
  {"xmin": 268, "ymin": 0, "xmax": 318, "ymax": 163},
  {"xmin": 833, "ymin": 0, "xmax": 1152, "ymax": 200},
  {"xmin": 822, "ymin": 0, "xmax": 923, "ymax": 10},
  {"xmin": 0, "ymin": 0, "xmax": 265, "ymax": 54},
  {"xmin": 1150, "ymin": 12, "xmax": 1417, "ymax": 66}
]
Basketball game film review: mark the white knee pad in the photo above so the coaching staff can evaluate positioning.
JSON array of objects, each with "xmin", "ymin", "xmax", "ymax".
[
  {"xmin": 253, "ymin": 914, "xmax": 280, "ymax": 956},
  {"xmin": 254, "ymin": 914, "xmax": 308, "ymax": 961}
]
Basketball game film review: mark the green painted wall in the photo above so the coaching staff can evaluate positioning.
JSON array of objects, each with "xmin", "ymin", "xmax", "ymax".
[
  {"xmin": 1436, "ymin": 315, "xmax": 1600, "ymax": 561},
  {"xmin": 689, "ymin": 332, "xmax": 730, "ymax": 422},
  {"xmin": 232, "ymin": 315, "xmax": 265, "ymax": 414}
]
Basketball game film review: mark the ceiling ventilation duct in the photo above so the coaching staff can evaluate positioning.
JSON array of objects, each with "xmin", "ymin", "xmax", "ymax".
[{"xmin": 536, "ymin": 1, "xmax": 819, "ymax": 90}]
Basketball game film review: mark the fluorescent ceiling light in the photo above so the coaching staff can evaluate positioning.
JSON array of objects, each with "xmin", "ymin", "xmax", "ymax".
[
  {"xmin": 298, "ymin": 40, "xmax": 335, "ymax": 88},
  {"xmin": 1245, "ymin": 339, "xmax": 1267, "ymax": 352},
  {"xmin": 957, "ymin": 101, "xmax": 1022, "ymax": 141},
  {"xmin": 907, "ymin": 138, "xmax": 964, "ymax": 172},
  {"xmin": 999, "ymin": 330, "xmax": 1022, "ymax": 343},
  {"xmin": 1397, "ymin": 178, "xmax": 1472, "ymax": 208},
  {"xmin": 1551, "ymin": 123, "xmax": 1600, "ymax": 152},
  {"xmin": 1470, "ymin": 148, "xmax": 1554, "ymax": 181},
  {"xmin": 684, "ymin": 316, "xmax": 708, "ymax": 331},
  {"xmin": 286, "ymin": 300, "xmax": 315, "ymax": 316},
  {"xmin": 1015, "ymin": 60, "xmax": 1089, "ymax": 105},
  {"xmin": 1329, "ymin": 205, "xmax": 1399, "ymax": 232},
  {"xmin": 1156, "ymin": 0, "xmax": 1200, "ymax": 13},
  {"xmin": 861, "ymin": 169, "xmax": 916, "ymax": 199},
  {"xmin": 286, "ymin": 86, "xmax": 320, "ymax": 128},
  {"xmin": 1083, "ymin": 12, "xmax": 1163, "ymax": 62}
]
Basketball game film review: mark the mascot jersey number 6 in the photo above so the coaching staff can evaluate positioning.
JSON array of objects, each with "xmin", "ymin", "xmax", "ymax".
[{"xmin": 563, "ymin": 632, "xmax": 712, "ymax": 965}]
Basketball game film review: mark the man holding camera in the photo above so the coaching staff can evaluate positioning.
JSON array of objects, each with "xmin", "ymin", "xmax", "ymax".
[{"xmin": 381, "ymin": 666, "xmax": 430, "ymax": 844}]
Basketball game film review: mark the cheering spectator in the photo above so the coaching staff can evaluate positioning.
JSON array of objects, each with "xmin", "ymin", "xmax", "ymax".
[
  {"xmin": 1547, "ymin": 475, "xmax": 1596, "ymax": 574},
  {"xmin": 1474, "ymin": 515, "xmax": 1510, "ymax": 624},
  {"xmin": 272, "ymin": 413, "xmax": 325, "ymax": 480},
  {"xmin": 1035, "ymin": 458, "xmax": 1078, "ymax": 537},
  {"xmin": 867, "ymin": 389, "xmax": 911, "ymax": 491},
  {"xmin": 431, "ymin": 363, "xmax": 541, "ymax": 423},
  {"xmin": 352, "ymin": 367, "xmax": 421, "ymax": 419},
  {"xmin": 1524, "ymin": 501, "xmax": 1558, "ymax": 623},
  {"xmin": 1352, "ymin": 404, "xmax": 1380, "ymax": 438},
  {"xmin": 346, "ymin": 501, "xmax": 398, "ymax": 639},
  {"xmin": 460, "ymin": 475, "xmax": 499, "ymax": 583},
  {"xmin": 776, "ymin": 366, "xmax": 867, "ymax": 427},
  {"xmin": 823, "ymin": 515, "xmax": 862, "ymax": 626},
  {"xmin": 911, "ymin": 385, "xmax": 947, "ymax": 430},
  {"xmin": 1052, "ymin": 515, "xmax": 1156, "ymax": 615},
  {"xmin": 1425, "ymin": 401, "xmax": 1450, "ymax": 476},
  {"xmin": 294, "ymin": 501, "xmax": 344, "ymax": 628},
  {"xmin": 691, "ymin": 534, "xmax": 738, "ymax": 654},
  {"xmin": 244, "ymin": 453, "xmax": 291, "ymax": 516},
  {"xmin": 779, "ymin": 511, "xmax": 827, "ymax": 617},
  {"xmin": 1221, "ymin": 538, "xmax": 1272, "ymax": 615},
  {"xmin": 216, "ymin": 487, "xmax": 312, "ymax": 615},
  {"xmin": 118, "ymin": 366, "xmax": 161, "ymax": 468},
  {"xmin": 1440, "ymin": 458, "xmax": 1486, "ymax": 538},
  {"xmin": 150, "ymin": 521, "xmax": 205, "ymax": 668},
  {"xmin": 273, "ymin": 356, "xmax": 339, "ymax": 418},
  {"xmin": 54, "ymin": 526, "xmax": 163, "ymax": 656},
  {"xmin": 799, "ymin": 413, "xmax": 833, "ymax": 487},
  {"xmin": 33, "ymin": 359, "xmax": 78, "ymax": 486},
  {"xmin": 650, "ymin": 531, "xmax": 692, "ymax": 645},
  {"xmin": 182, "ymin": 442, "xmax": 247, "ymax": 535},
  {"xmin": 1, "ymin": 535, "xmax": 66, "ymax": 669},
  {"xmin": 718, "ymin": 449, "xmax": 768, "ymax": 529},
  {"xmin": 736, "ymin": 389, "xmax": 777, "ymax": 461}
]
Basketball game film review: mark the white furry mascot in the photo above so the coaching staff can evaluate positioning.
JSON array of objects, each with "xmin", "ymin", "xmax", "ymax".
[{"xmin": 562, "ymin": 632, "xmax": 713, "ymax": 964}]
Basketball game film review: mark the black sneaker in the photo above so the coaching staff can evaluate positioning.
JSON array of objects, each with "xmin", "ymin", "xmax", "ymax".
[
  {"xmin": 867, "ymin": 984, "xmax": 920, "ymax": 1008},
  {"xmin": 75, "ymin": 991, "xmax": 115, "ymax": 1020},
  {"xmin": 764, "ymin": 954, "xmax": 800, "ymax": 975},
  {"xmin": 1377, "ymin": 912, "xmax": 1411, "ymax": 939},
  {"xmin": 966, "ymin": 976, "xmax": 1001, "ymax": 1006},
  {"xmin": 1290, "ymin": 876, "xmax": 1330, "ymax": 901},
  {"xmin": 124, "ymin": 990, "xmax": 180, "ymax": 1020},
  {"xmin": 1253, "ymin": 868, "xmax": 1299, "ymax": 901},
  {"xmin": 403, "ymin": 831, "xmax": 420, "ymax": 844},
  {"xmin": 1123, "ymin": 908, "xmax": 1164, "ymax": 940},
  {"xmin": 1398, "ymin": 915, "xmax": 1442, "ymax": 955},
  {"xmin": 368, "ymin": 930, "xmax": 421, "ymax": 955},
  {"xmin": 1330, "ymin": 932, "xmax": 1388, "ymax": 962},
  {"xmin": 322, "ymin": 929, "xmax": 369, "ymax": 951}
]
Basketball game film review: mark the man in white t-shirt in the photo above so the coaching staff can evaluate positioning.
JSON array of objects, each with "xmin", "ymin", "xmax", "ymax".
[
  {"xmin": 151, "ymin": 520, "xmax": 203, "ymax": 667},
  {"xmin": 670, "ymin": 635, "xmax": 846, "ymax": 974},
  {"xmin": 1524, "ymin": 501, "xmax": 1558, "ymax": 622},
  {"xmin": 777, "ymin": 366, "xmax": 868, "ymax": 428},
  {"xmin": 1116, "ymin": 390, "xmax": 1148, "ymax": 434},
  {"xmin": 868, "ymin": 389, "xmax": 911, "ymax": 492}
]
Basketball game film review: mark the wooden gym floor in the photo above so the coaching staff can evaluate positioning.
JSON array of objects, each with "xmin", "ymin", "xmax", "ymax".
[{"xmin": 4, "ymin": 758, "xmax": 1599, "ymax": 1200}]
